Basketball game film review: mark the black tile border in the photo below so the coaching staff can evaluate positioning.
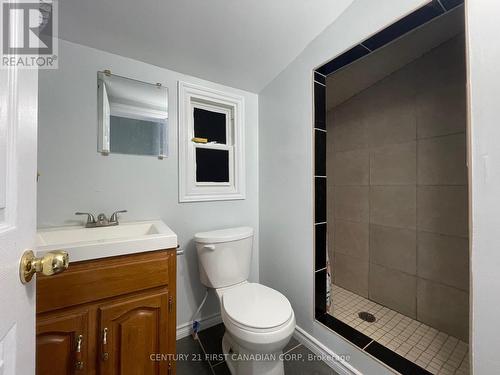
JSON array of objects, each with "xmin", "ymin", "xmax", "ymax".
[
  {"xmin": 314, "ymin": 223, "xmax": 327, "ymax": 270},
  {"xmin": 363, "ymin": 1, "xmax": 444, "ymax": 51},
  {"xmin": 314, "ymin": 129, "xmax": 326, "ymax": 176},
  {"xmin": 313, "ymin": 82, "xmax": 326, "ymax": 129},
  {"xmin": 314, "ymin": 71, "xmax": 326, "ymax": 85},
  {"xmin": 316, "ymin": 313, "xmax": 372, "ymax": 349},
  {"xmin": 312, "ymin": 1, "xmax": 464, "ymax": 374},
  {"xmin": 441, "ymin": 0, "xmax": 463, "ymax": 11},
  {"xmin": 315, "ymin": 0, "xmax": 463, "ymax": 76},
  {"xmin": 365, "ymin": 341, "xmax": 433, "ymax": 375}
]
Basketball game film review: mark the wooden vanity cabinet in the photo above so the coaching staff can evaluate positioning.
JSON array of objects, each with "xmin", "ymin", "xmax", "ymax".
[{"xmin": 36, "ymin": 249, "xmax": 176, "ymax": 375}]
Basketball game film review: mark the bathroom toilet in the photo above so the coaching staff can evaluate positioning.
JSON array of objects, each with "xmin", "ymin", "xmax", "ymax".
[{"xmin": 195, "ymin": 227, "xmax": 296, "ymax": 375}]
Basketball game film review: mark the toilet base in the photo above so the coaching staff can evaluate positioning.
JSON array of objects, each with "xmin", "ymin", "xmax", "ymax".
[{"xmin": 222, "ymin": 331, "xmax": 285, "ymax": 375}]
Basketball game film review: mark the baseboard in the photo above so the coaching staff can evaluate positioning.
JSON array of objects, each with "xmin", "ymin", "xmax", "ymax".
[
  {"xmin": 176, "ymin": 313, "xmax": 222, "ymax": 340},
  {"xmin": 294, "ymin": 326, "xmax": 363, "ymax": 375}
]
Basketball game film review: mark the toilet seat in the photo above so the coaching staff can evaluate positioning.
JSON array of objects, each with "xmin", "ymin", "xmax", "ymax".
[{"xmin": 221, "ymin": 283, "xmax": 293, "ymax": 333}]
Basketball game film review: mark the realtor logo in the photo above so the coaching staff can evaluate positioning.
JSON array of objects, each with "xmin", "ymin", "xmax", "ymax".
[{"xmin": 1, "ymin": 0, "xmax": 58, "ymax": 68}]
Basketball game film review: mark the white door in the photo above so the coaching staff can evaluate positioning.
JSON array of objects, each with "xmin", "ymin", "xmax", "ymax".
[{"xmin": 0, "ymin": 42, "xmax": 39, "ymax": 375}]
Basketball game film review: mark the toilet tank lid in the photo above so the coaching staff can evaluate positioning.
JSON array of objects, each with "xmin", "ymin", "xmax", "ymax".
[{"xmin": 194, "ymin": 227, "xmax": 254, "ymax": 244}]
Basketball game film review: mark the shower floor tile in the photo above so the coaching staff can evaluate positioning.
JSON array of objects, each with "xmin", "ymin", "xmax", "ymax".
[{"xmin": 329, "ymin": 284, "xmax": 469, "ymax": 375}]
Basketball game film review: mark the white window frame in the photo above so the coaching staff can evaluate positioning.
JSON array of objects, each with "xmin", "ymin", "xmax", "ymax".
[{"xmin": 178, "ymin": 81, "xmax": 245, "ymax": 202}]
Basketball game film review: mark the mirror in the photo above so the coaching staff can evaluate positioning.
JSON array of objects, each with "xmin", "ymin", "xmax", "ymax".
[{"xmin": 97, "ymin": 71, "xmax": 168, "ymax": 158}]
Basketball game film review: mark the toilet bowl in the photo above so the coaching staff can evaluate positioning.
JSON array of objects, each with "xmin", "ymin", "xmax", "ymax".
[{"xmin": 195, "ymin": 227, "xmax": 296, "ymax": 375}]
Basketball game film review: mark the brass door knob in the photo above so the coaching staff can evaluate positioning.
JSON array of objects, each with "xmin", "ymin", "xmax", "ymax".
[{"xmin": 19, "ymin": 250, "xmax": 69, "ymax": 284}]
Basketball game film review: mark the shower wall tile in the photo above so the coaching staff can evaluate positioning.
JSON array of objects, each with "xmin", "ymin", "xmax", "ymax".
[
  {"xmin": 417, "ymin": 133, "xmax": 467, "ymax": 185},
  {"xmin": 415, "ymin": 38, "xmax": 466, "ymax": 139},
  {"xmin": 333, "ymin": 253, "xmax": 369, "ymax": 298},
  {"xmin": 416, "ymin": 82, "xmax": 466, "ymax": 139},
  {"xmin": 370, "ymin": 225, "xmax": 417, "ymax": 275},
  {"xmin": 333, "ymin": 186, "xmax": 369, "ymax": 223},
  {"xmin": 417, "ymin": 278, "xmax": 469, "ymax": 341},
  {"xmin": 370, "ymin": 141, "xmax": 417, "ymax": 185},
  {"xmin": 417, "ymin": 231, "xmax": 469, "ymax": 291},
  {"xmin": 417, "ymin": 186, "xmax": 468, "ymax": 237},
  {"xmin": 362, "ymin": 71, "xmax": 416, "ymax": 148},
  {"xmin": 369, "ymin": 263, "xmax": 417, "ymax": 319},
  {"xmin": 332, "ymin": 149, "xmax": 369, "ymax": 186},
  {"xmin": 331, "ymin": 101, "xmax": 370, "ymax": 152},
  {"xmin": 370, "ymin": 186, "xmax": 417, "ymax": 229},
  {"xmin": 334, "ymin": 220, "xmax": 369, "ymax": 261}
]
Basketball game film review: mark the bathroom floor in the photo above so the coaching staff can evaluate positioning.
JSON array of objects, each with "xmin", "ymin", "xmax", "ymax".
[
  {"xmin": 176, "ymin": 323, "xmax": 339, "ymax": 375},
  {"xmin": 330, "ymin": 285, "xmax": 469, "ymax": 375}
]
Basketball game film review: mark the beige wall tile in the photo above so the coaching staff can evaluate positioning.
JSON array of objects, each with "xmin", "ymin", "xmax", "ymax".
[
  {"xmin": 415, "ymin": 83, "xmax": 466, "ymax": 139},
  {"xmin": 370, "ymin": 186, "xmax": 416, "ymax": 229},
  {"xmin": 334, "ymin": 220, "xmax": 369, "ymax": 261},
  {"xmin": 418, "ymin": 231, "xmax": 469, "ymax": 291},
  {"xmin": 369, "ymin": 263, "xmax": 417, "ymax": 318},
  {"xmin": 370, "ymin": 224, "xmax": 417, "ymax": 275},
  {"xmin": 371, "ymin": 141, "xmax": 417, "ymax": 185},
  {"xmin": 417, "ymin": 278, "xmax": 469, "ymax": 341},
  {"xmin": 415, "ymin": 37, "xmax": 466, "ymax": 139},
  {"xmin": 418, "ymin": 134, "xmax": 467, "ymax": 185},
  {"xmin": 333, "ymin": 253, "xmax": 369, "ymax": 297},
  {"xmin": 334, "ymin": 186, "xmax": 369, "ymax": 223},
  {"xmin": 417, "ymin": 186, "xmax": 468, "ymax": 237},
  {"xmin": 332, "ymin": 149, "xmax": 369, "ymax": 186},
  {"xmin": 361, "ymin": 70, "xmax": 417, "ymax": 148},
  {"xmin": 331, "ymin": 98, "xmax": 370, "ymax": 152}
]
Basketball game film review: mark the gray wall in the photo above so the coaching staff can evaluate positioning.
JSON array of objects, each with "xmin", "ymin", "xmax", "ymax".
[
  {"xmin": 327, "ymin": 36, "xmax": 468, "ymax": 341},
  {"xmin": 37, "ymin": 39, "xmax": 260, "ymax": 329},
  {"xmin": 259, "ymin": 0, "xmax": 430, "ymax": 373}
]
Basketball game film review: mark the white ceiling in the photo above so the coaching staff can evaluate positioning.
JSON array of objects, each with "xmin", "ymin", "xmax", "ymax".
[
  {"xmin": 58, "ymin": 0, "xmax": 354, "ymax": 93},
  {"xmin": 327, "ymin": 6, "xmax": 465, "ymax": 109}
]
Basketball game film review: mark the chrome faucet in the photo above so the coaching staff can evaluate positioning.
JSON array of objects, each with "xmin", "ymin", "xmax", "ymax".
[{"xmin": 75, "ymin": 210, "xmax": 127, "ymax": 228}]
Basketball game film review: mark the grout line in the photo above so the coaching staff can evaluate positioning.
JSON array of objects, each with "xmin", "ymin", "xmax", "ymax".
[
  {"xmin": 314, "ymin": 80, "xmax": 326, "ymax": 87},
  {"xmin": 360, "ymin": 43, "xmax": 372, "ymax": 52},
  {"xmin": 315, "ymin": 267, "xmax": 327, "ymax": 273},
  {"xmin": 211, "ymin": 360, "xmax": 225, "ymax": 369},
  {"xmin": 314, "ymin": 71, "xmax": 327, "ymax": 78},
  {"xmin": 315, "ymin": 221, "xmax": 327, "ymax": 226},
  {"xmin": 315, "ymin": 127, "xmax": 327, "ymax": 133},
  {"xmin": 436, "ymin": 0, "xmax": 447, "ymax": 12},
  {"xmin": 284, "ymin": 343, "xmax": 302, "ymax": 355},
  {"xmin": 362, "ymin": 339, "xmax": 374, "ymax": 350}
]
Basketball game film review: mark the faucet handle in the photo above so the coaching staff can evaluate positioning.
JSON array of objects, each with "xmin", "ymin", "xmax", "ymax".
[
  {"xmin": 110, "ymin": 210, "xmax": 127, "ymax": 223},
  {"xmin": 75, "ymin": 212, "xmax": 96, "ymax": 226}
]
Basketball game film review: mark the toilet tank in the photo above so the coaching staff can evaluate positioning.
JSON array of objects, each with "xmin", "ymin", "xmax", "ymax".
[{"xmin": 194, "ymin": 227, "xmax": 254, "ymax": 288}]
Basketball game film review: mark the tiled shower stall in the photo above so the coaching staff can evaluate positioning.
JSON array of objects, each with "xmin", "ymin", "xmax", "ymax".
[{"xmin": 313, "ymin": 1, "xmax": 469, "ymax": 374}]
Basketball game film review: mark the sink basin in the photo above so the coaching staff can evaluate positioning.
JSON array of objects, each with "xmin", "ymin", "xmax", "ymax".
[{"xmin": 36, "ymin": 220, "xmax": 177, "ymax": 263}]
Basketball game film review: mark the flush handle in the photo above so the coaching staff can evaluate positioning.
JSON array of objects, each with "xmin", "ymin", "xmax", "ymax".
[{"xmin": 203, "ymin": 244, "xmax": 216, "ymax": 251}]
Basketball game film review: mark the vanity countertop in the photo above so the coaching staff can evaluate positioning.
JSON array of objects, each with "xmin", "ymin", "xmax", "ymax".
[{"xmin": 36, "ymin": 220, "xmax": 177, "ymax": 263}]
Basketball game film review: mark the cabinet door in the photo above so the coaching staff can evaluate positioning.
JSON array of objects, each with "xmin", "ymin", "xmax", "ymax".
[
  {"xmin": 36, "ymin": 310, "xmax": 89, "ymax": 375},
  {"xmin": 98, "ymin": 291, "xmax": 172, "ymax": 375}
]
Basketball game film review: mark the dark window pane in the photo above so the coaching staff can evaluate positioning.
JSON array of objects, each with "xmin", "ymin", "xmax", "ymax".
[
  {"xmin": 196, "ymin": 148, "xmax": 229, "ymax": 183},
  {"xmin": 110, "ymin": 116, "xmax": 163, "ymax": 156},
  {"xmin": 194, "ymin": 108, "xmax": 227, "ymax": 144}
]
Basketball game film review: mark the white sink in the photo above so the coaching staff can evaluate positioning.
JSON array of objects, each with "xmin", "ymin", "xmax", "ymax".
[{"xmin": 36, "ymin": 220, "xmax": 177, "ymax": 263}]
